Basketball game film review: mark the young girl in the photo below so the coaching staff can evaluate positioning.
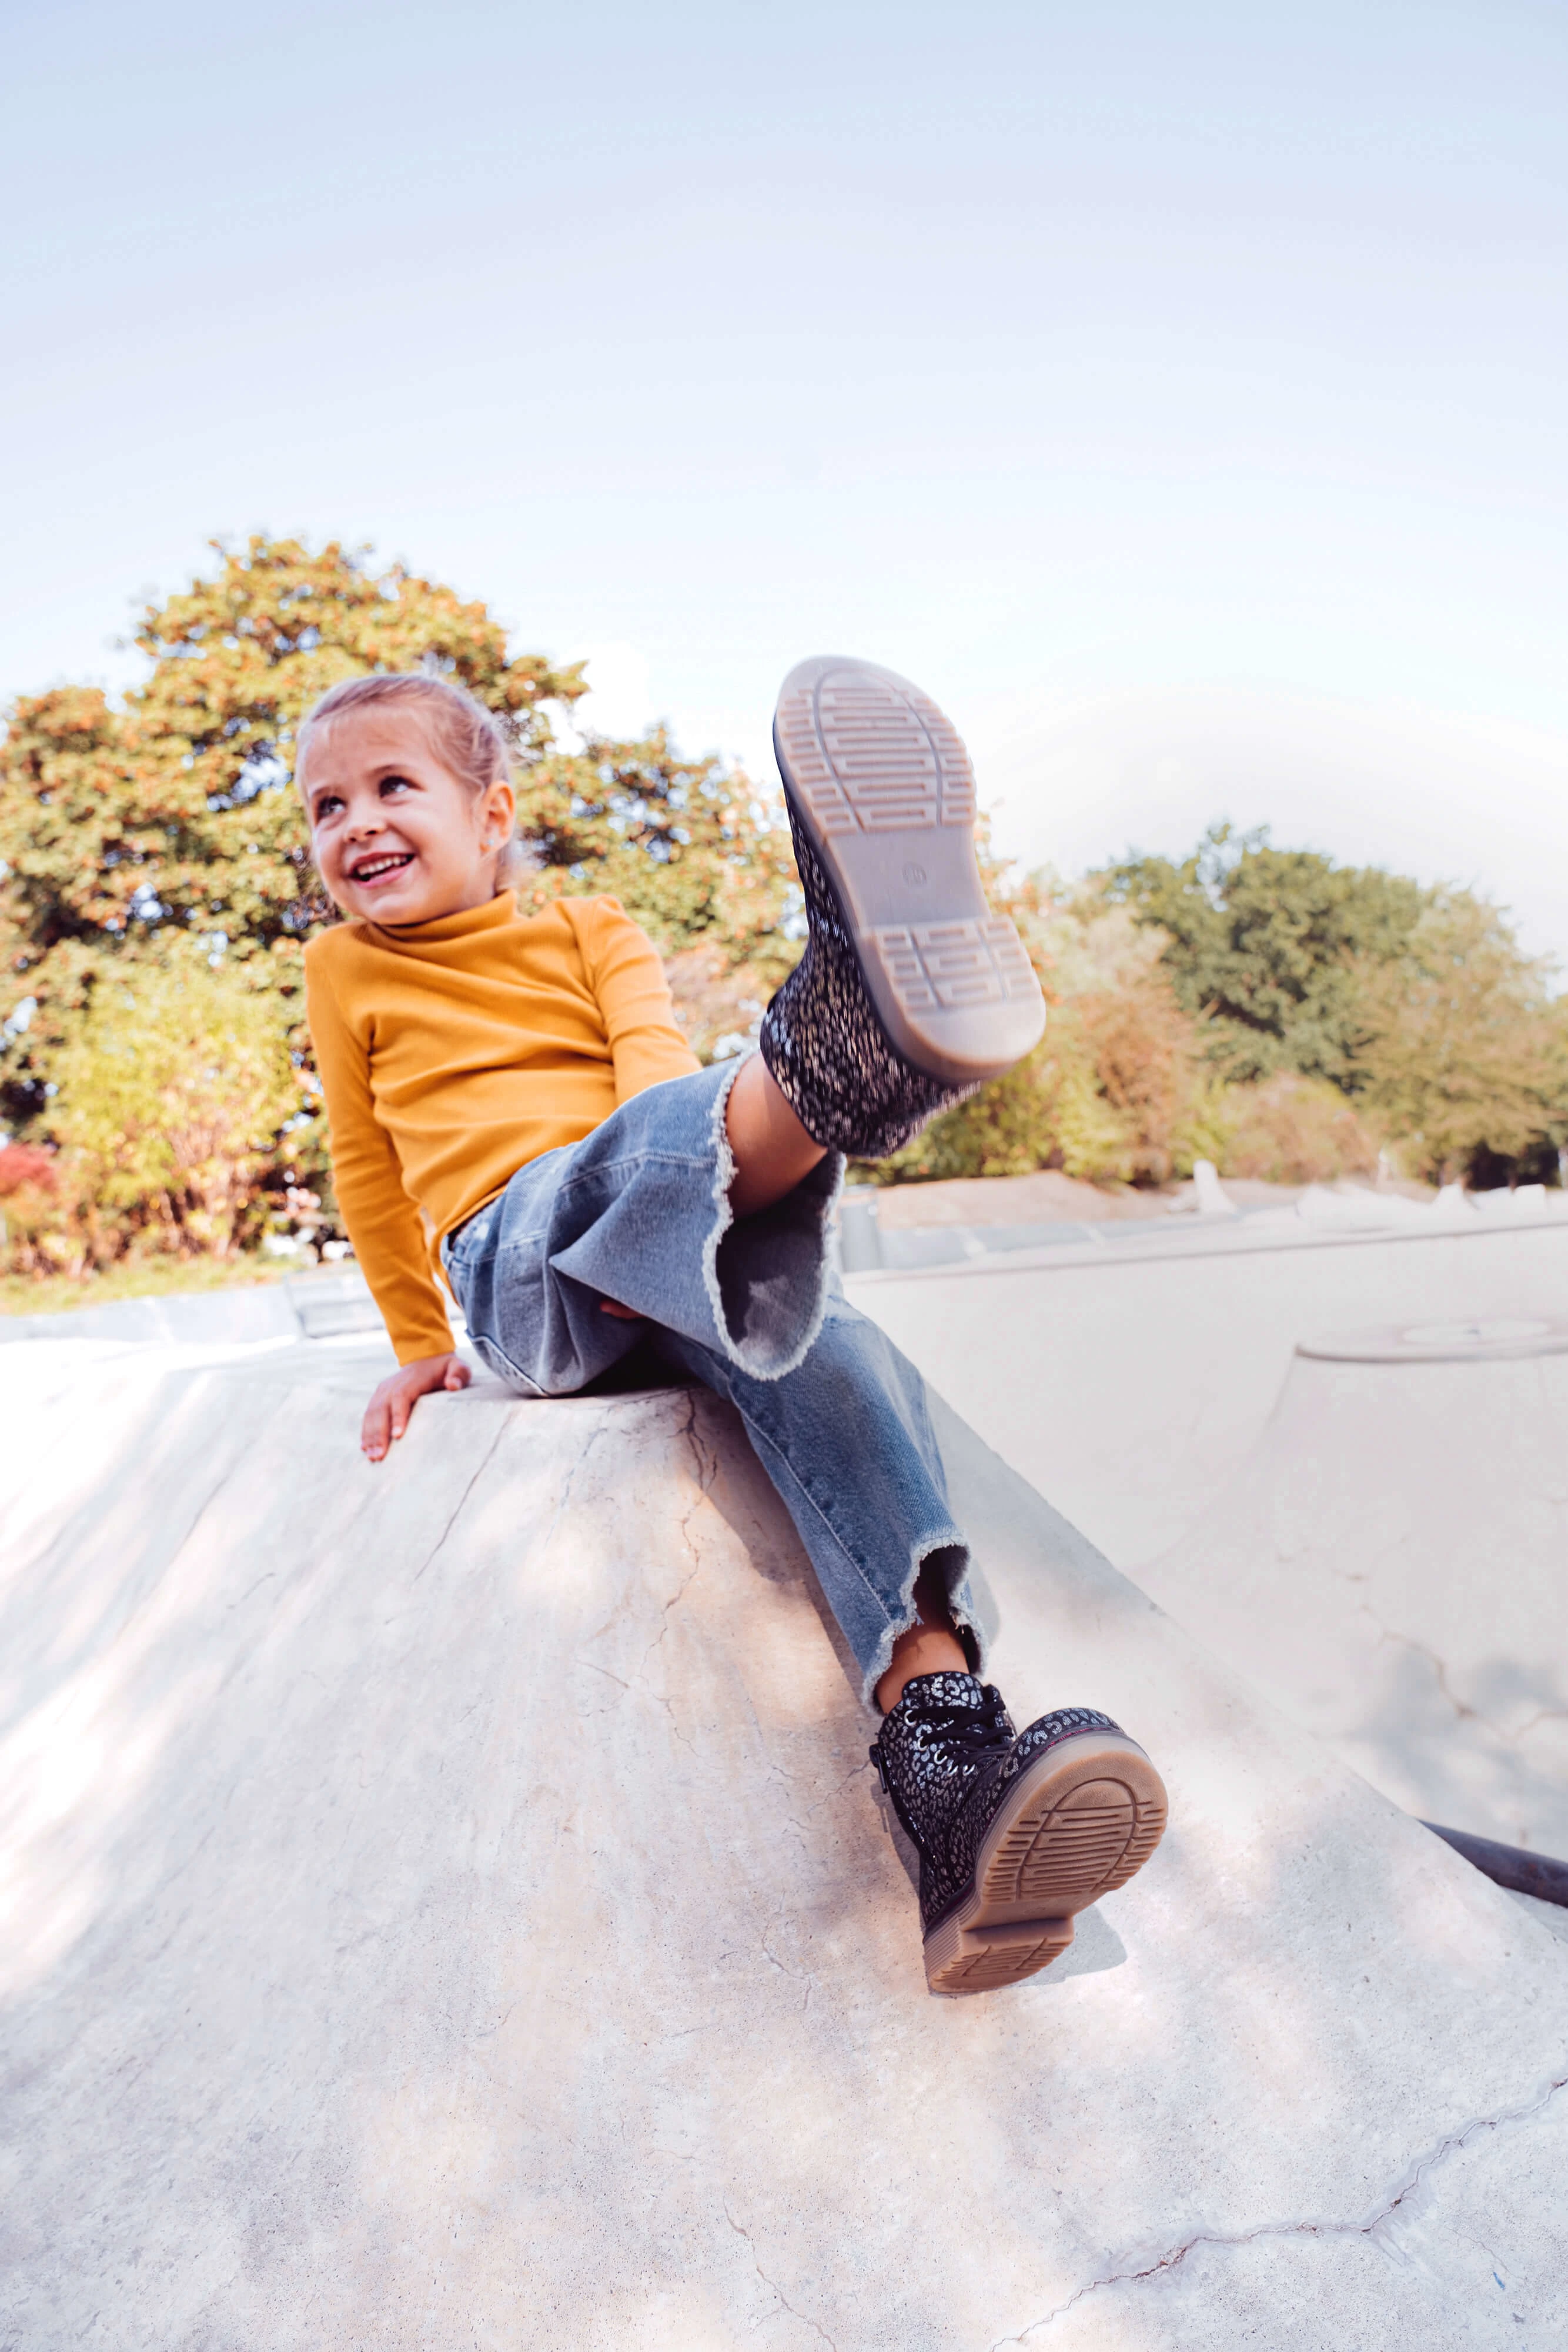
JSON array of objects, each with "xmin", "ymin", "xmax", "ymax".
[{"xmin": 301, "ymin": 659, "xmax": 1166, "ymax": 1994}]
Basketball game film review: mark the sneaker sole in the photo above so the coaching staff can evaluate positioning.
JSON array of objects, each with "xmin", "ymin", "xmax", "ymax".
[
  {"xmin": 773, "ymin": 656, "xmax": 1047, "ymax": 1088},
  {"xmin": 923, "ymin": 1729, "xmax": 1168, "ymax": 1995}
]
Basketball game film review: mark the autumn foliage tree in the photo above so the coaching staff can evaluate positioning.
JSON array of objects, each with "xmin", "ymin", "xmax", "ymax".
[
  {"xmin": 1103, "ymin": 823, "xmax": 1567, "ymax": 1185},
  {"xmin": 871, "ymin": 883, "xmax": 1233, "ymax": 1186},
  {"xmin": 0, "ymin": 536, "xmax": 797, "ymax": 1267},
  {"xmin": 1352, "ymin": 891, "xmax": 1568, "ymax": 1182},
  {"xmin": 872, "ymin": 834, "xmax": 1566, "ymax": 1192},
  {"xmin": 49, "ymin": 961, "xmax": 302, "ymax": 1262},
  {"xmin": 6, "ymin": 534, "xmax": 1563, "ymax": 1275}
]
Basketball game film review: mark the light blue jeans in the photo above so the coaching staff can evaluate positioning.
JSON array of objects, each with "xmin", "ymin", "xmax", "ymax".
[{"xmin": 440, "ymin": 1060, "xmax": 985, "ymax": 1703}]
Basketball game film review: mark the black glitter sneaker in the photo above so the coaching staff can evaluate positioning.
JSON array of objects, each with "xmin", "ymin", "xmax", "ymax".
[
  {"xmin": 760, "ymin": 657, "xmax": 1046, "ymax": 1160},
  {"xmin": 870, "ymin": 1671, "xmax": 1168, "ymax": 1995}
]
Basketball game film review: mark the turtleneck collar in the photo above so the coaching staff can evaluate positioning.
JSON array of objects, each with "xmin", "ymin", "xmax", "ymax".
[{"xmin": 365, "ymin": 891, "xmax": 518, "ymax": 950}]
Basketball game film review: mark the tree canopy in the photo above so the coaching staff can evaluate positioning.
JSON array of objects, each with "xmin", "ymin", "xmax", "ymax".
[
  {"xmin": 5, "ymin": 536, "xmax": 1566, "ymax": 1278},
  {"xmin": 1, "ymin": 538, "xmax": 796, "ymax": 1110},
  {"xmin": 1105, "ymin": 823, "xmax": 1425, "ymax": 1087},
  {"xmin": 1352, "ymin": 890, "xmax": 1567, "ymax": 1180},
  {"xmin": 1098, "ymin": 821, "xmax": 1566, "ymax": 1181},
  {"xmin": 0, "ymin": 536, "xmax": 797, "ymax": 1264}
]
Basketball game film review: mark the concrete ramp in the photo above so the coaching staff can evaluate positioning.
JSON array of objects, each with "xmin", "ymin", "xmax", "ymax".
[
  {"xmin": 2, "ymin": 1342, "xmax": 1567, "ymax": 2348},
  {"xmin": 1138, "ymin": 1319, "xmax": 1568, "ymax": 1857},
  {"xmin": 844, "ymin": 1214, "xmax": 1568, "ymax": 1566}
]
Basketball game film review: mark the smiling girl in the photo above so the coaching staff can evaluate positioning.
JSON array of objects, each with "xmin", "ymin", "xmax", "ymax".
[{"xmin": 299, "ymin": 663, "xmax": 1166, "ymax": 1993}]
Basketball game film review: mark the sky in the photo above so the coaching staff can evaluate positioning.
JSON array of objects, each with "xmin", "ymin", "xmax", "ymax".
[{"xmin": 4, "ymin": 0, "xmax": 1567, "ymax": 959}]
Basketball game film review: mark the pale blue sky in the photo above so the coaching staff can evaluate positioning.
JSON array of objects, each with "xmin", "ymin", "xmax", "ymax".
[{"xmin": 4, "ymin": 0, "xmax": 1566, "ymax": 954}]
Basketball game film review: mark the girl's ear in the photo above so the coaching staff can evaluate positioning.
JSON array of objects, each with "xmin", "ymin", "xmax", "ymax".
[{"xmin": 479, "ymin": 776, "xmax": 517, "ymax": 853}]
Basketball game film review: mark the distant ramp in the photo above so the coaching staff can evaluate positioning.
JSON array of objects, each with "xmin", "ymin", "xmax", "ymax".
[{"xmin": 1139, "ymin": 1317, "xmax": 1568, "ymax": 1856}]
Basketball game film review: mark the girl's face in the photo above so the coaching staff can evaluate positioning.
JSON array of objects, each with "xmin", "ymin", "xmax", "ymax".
[{"xmin": 303, "ymin": 709, "xmax": 516, "ymax": 927}]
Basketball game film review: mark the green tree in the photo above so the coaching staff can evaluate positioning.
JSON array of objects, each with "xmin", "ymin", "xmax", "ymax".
[
  {"xmin": 1106, "ymin": 823, "xmax": 1424, "ymax": 1087},
  {"xmin": 0, "ymin": 536, "xmax": 798, "ymax": 1199},
  {"xmin": 1108, "ymin": 823, "xmax": 1568, "ymax": 1185},
  {"xmin": 1353, "ymin": 891, "xmax": 1568, "ymax": 1182},
  {"xmin": 517, "ymin": 726, "xmax": 801, "ymax": 990},
  {"xmin": 49, "ymin": 951, "xmax": 300, "ymax": 1260},
  {"xmin": 869, "ymin": 880, "xmax": 1231, "ymax": 1185},
  {"xmin": 0, "ymin": 537, "xmax": 586, "ymax": 1126}
]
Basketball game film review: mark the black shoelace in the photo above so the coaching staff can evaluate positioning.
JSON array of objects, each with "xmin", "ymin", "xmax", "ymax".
[{"xmin": 870, "ymin": 1687, "xmax": 1012, "ymax": 1796}]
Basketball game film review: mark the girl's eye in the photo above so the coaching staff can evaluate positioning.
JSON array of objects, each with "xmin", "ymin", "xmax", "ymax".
[
  {"xmin": 313, "ymin": 793, "xmax": 343, "ymax": 821},
  {"xmin": 380, "ymin": 773, "xmax": 413, "ymax": 796}
]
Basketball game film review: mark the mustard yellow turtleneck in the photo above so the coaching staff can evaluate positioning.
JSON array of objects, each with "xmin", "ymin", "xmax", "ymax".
[{"xmin": 304, "ymin": 891, "xmax": 700, "ymax": 1363}]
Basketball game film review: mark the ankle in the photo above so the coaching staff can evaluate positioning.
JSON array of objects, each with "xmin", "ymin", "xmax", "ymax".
[
  {"xmin": 875, "ymin": 1623, "xmax": 969, "ymax": 1715},
  {"xmin": 724, "ymin": 1054, "xmax": 827, "ymax": 1219}
]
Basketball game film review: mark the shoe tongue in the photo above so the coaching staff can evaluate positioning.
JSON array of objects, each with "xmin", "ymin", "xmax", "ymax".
[{"xmin": 900, "ymin": 1669, "xmax": 988, "ymax": 1713}]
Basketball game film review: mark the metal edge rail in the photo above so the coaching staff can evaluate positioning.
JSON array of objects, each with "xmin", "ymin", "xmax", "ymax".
[{"xmin": 1423, "ymin": 1820, "xmax": 1568, "ymax": 1909}]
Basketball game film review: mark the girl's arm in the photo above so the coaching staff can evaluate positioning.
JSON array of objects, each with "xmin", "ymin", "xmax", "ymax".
[
  {"xmin": 305, "ymin": 956, "xmax": 459, "ymax": 1367},
  {"xmin": 576, "ymin": 898, "xmax": 701, "ymax": 1101}
]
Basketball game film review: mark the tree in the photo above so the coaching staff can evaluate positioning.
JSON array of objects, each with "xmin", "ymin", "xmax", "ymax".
[
  {"xmin": 868, "ymin": 881, "xmax": 1232, "ymax": 1186},
  {"xmin": 1108, "ymin": 823, "xmax": 1568, "ymax": 1186},
  {"xmin": 516, "ymin": 726, "xmax": 801, "ymax": 990},
  {"xmin": 1106, "ymin": 823, "xmax": 1424, "ymax": 1087},
  {"xmin": 49, "ymin": 952, "xmax": 300, "ymax": 1259},
  {"xmin": 0, "ymin": 537, "xmax": 799, "ymax": 1242},
  {"xmin": 0, "ymin": 537, "xmax": 586, "ymax": 1125},
  {"xmin": 1218, "ymin": 1074, "xmax": 1380, "ymax": 1186},
  {"xmin": 1352, "ymin": 891, "xmax": 1568, "ymax": 1183}
]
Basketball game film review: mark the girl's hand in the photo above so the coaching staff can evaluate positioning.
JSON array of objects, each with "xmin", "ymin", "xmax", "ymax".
[{"xmin": 362, "ymin": 1352, "xmax": 470, "ymax": 1462}]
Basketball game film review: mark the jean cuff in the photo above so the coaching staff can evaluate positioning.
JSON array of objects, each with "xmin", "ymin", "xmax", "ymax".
[{"xmin": 700, "ymin": 1055, "xmax": 846, "ymax": 1382}]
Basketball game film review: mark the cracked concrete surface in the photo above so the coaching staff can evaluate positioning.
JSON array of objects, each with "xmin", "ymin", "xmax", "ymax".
[
  {"xmin": 1, "ymin": 1338, "xmax": 1567, "ymax": 2348},
  {"xmin": 997, "ymin": 2069, "xmax": 1568, "ymax": 2342}
]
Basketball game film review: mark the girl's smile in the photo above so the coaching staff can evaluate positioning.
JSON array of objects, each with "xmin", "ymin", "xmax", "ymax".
[{"xmin": 349, "ymin": 849, "xmax": 416, "ymax": 884}]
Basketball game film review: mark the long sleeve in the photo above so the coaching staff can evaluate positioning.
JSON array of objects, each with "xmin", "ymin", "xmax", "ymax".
[
  {"xmin": 574, "ymin": 898, "xmax": 702, "ymax": 1103},
  {"xmin": 305, "ymin": 953, "xmax": 456, "ymax": 1365}
]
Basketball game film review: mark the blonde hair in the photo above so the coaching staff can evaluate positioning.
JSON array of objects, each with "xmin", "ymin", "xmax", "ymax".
[{"xmin": 294, "ymin": 671, "xmax": 535, "ymax": 888}]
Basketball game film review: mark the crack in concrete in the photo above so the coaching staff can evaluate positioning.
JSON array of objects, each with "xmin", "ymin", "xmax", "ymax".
[
  {"xmin": 760, "ymin": 1754, "xmax": 811, "ymax": 1845},
  {"xmin": 725, "ymin": 2204, "xmax": 837, "ymax": 2349},
  {"xmin": 1353, "ymin": 1599, "xmax": 1568, "ymax": 1746},
  {"xmin": 581, "ymin": 1399, "xmax": 711, "ymax": 1668},
  {"xmin": 657, "ymin": 1393, "xmax": 716, "ymax": 1646},
  {"xmin": 539, "ymin": 1416, "xmax": 616, "ymax": 1562},
  {"xmin": 644, "ymin": 1545, "xmax": 705, "ymax": 1661},
  {"xmin": 1355, "ymin": 1605, "xmax": 1482, "ymax": 1723},
  {"xmin": 614, "ymin": 1395, "xmax": 716, "ymax": 1740},
  {"xmin": 577, "ymin": 1655, "xmax": 695, "ymax": 1751},
  {"xmin": 804, "ymin": 1758, "xmax": 875, "ymax": 1818},
  {"xmin": 989, "ymin": 2072, "xmax": 1568, "ymax": 2344},
  {"xmin": 412, "ymin": 1421, "xmax": 510, "ymax": 1582},
  {"xmin": 1497, "ymin": 1699, "xmax": 1568, "ymax": 1746},
  {"xmin": 226, "ymin": 1568, "xmax": 278, "ymax": 1613},
  {"xmin": 760, "ymin": 1911, "xmax": 817, "ymax": 2012}
]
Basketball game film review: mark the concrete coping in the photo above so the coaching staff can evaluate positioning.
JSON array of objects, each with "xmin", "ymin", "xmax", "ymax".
[
  {"xmin": 0, "ymin": 1268, "xmax": 389, "ymax": 1348},
  {"xmin": 1298, "ymin": 1315, "xmax": 1568, "ymax": 1364}
]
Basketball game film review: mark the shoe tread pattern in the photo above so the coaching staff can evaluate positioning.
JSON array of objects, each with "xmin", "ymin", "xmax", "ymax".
[
  {"xmin": 925, "ymin": 1751, "xmax": 1167, "ymax": 1992},
  {"xmin": 775, "ymin": 669, "xmax": 977, "ymax": 836},
  {"xmin": 983, "ymin": 1775, "xmax": 1168, "ymax": 1917},
  {"xmin": 872, "ymin": 917, "xmax": 1038, "ymax": 1018},
  {"xmin": 930, "ymin": 1919, "xmax": 1076, "ymax": 1994}
]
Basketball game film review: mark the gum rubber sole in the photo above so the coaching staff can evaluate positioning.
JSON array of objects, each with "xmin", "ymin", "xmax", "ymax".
[
  {"xmin": 924, "ymin": 1731, "xmax": 1169, "ymax": 1995},
  {"xmin": 773, "ymin": 656, "xmax": 1047, "ymax": 1088}
]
